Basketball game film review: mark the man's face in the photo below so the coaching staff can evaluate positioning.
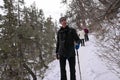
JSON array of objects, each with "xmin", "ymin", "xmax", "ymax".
[{"xmin": 60, "ymin": 19, "xmax": 67, "ymax": 28}]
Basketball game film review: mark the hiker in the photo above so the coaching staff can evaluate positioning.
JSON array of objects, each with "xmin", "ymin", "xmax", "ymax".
[
  {"xmin": 84, "ymin": 28, "xmax": 89, "ymax": 41},
  {"xmin": 56, "ymin": 17, "xmax": 81, "ymax": 80},
  {"xmin": 78, "ymin": 29, "xmax": 85, "ymax": 46}
]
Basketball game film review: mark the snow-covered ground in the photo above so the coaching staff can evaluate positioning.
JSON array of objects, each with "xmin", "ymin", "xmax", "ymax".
[{"xmin": 41, "ymin": 35, "xmax": 119, "ymax": 80}]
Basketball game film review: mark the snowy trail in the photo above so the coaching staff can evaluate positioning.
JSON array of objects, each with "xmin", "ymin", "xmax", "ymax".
[{"xmin": 42, "ymin": 35, "xmax": 119, "ymax": 80}]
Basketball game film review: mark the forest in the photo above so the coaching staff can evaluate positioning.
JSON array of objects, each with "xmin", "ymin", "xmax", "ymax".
[{"xmin": 0, "ymin": 0, "xmax": 120, "ymax": 80}]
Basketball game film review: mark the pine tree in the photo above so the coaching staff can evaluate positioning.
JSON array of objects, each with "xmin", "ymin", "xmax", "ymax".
[
  {"xmin": 0, "ymin": 0, "xmax": 20, "ymax": 80},
  {"xmin": 0, "ymin": 0, "xmax": 56, "ymax": 79},
  {"xmin": 43, "ymin": 16, "xmax": 56, "ymax": 62}
]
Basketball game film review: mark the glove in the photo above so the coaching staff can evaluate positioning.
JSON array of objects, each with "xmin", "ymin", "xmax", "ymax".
[
  {"xmin": 75, "ymin": 44, "xmax": 80, "ymax": 50},
  {"xmin": 56, "ymin": 54, "xmax": 60, "ymax": 59}
]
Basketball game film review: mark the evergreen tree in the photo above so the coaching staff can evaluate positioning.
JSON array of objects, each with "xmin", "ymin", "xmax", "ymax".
[
  {"xmin": 0, "ymin": 0, "xmax": 56, "ymax": 79},
  {"xmin": 43, "ymin": 17, "xmax": 56, "ymax": 62}
]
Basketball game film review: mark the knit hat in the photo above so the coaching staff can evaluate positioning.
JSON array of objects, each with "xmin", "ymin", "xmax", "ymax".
[{"xmin": 59, "ymin": 17, "xmax": 66, "ymax": 23}]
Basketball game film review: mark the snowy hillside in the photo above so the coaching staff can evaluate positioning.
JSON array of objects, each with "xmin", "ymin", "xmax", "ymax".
[{"xmin": 41, "ymin": 35, "xmax": 119, "ymax": 80}]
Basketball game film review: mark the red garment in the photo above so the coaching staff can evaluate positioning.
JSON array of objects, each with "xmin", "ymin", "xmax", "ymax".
[{"xmin": 84, "ymin": 29, "xmax": 89, "ymax": 33}]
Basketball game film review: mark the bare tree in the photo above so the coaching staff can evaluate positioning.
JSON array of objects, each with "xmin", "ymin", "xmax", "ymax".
[{"xmin": 63, "ymin": 0, "xmax": 120, "ymax": 78}]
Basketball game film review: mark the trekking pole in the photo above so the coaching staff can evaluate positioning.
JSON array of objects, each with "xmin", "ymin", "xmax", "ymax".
[{"xmin": 76, "ymin": 50, "xmax": 82, "ymax": 80}]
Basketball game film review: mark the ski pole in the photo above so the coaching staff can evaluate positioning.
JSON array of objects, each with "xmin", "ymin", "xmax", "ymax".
[{"xmin": 76, "ymin": 50, "xmax": 82, "ymax": 80}]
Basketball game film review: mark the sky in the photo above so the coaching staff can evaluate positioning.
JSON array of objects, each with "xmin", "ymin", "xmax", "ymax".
[
  {"xmin": 41, "ymin": 35, "xmax": 120, "ymax": 80},
  {"xmin": 24, "ymin": 0, "xmax": 69, "ymax": 22}
]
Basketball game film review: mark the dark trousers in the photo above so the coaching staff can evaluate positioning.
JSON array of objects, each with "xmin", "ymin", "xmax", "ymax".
[
  {"xmin": 85, "ymin": 33, "xmax": 89, "ymax": 41},
  {"xmin": 81, "ymin": 39, "xmax": 85, "ymax": 46},
  {"xmin": 59, "ymin": 56, "xmax": 76, "ymax": 80}
]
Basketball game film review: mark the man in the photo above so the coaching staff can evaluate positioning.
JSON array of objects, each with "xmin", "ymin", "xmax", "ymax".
[{"xmin": 56, "ymin": 17, "xmax": 81, "ymax": 80}]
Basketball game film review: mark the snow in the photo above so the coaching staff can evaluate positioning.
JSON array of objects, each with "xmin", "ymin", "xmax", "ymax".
[{"xmin": 41, "ymin": 35, "xmax": 119, "ymax": 80}]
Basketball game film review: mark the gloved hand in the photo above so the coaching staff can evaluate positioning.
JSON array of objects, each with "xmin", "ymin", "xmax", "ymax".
[
  {"xmin": 56, "ymin": 54, "xmax": 60, "ymax": 59},
  {"xmin": 75, "ymin": 44, "xmax": 80, "ymax": 50}
]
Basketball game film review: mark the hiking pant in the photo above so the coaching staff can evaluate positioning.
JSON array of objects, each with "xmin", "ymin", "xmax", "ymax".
[
  {"xmin": 85, "ymin": 33, "xmax": 89, "ymax": 41},
  {"xmin": 59, "ymin": 56, "xmax": 76, "ymax": 80},
  {"xmin": 81, "ymin": 39, "xmax": 85, "ymax": 46}
]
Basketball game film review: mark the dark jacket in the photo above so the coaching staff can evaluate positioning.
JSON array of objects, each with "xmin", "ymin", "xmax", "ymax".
[{"xmin": 56, "ymin": 25, "xmax": 80, "ymax": 58}]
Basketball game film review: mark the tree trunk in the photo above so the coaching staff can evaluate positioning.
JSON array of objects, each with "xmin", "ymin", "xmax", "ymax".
[{"xmin": 23, "ymin": 63, "xmax": 37, "ymax": 80}]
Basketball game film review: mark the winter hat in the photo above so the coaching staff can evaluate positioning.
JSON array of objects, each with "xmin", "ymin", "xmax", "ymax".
[{"xmin": 59, "ymin": 17, "xmax": 66, "ymax": 23}]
